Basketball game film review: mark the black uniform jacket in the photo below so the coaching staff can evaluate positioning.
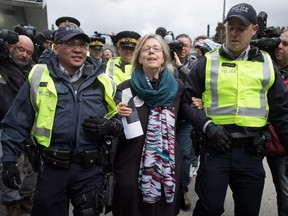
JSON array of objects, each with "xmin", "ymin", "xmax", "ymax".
[{"xmin": 181, "ymin": 45, "xmax": 288, "ymax": 150}]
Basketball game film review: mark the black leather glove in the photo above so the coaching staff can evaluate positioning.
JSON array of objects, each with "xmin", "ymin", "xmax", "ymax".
[
  {"xmin": 206, "ymin": 123, "xmax": 232, "ymax": 152},
  {"xmin": 2, "ymin": 162, "xmax": 21, "ymax": 190},
  {"xmin": 83, "ymin": 117, "xmax": 121, "ymax": 136}
]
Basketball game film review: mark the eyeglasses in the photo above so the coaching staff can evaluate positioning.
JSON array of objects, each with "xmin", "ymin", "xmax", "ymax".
[
  {"xmin": 141, "ymin": 46, "xmax": 162, "ymax": 53},
  {"xmin": 57, "ymin": 40, "xmax": 88, "ymax": 50}
]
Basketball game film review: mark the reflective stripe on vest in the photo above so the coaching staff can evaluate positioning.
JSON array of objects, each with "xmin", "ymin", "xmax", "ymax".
[
  {"xmin": 107, "ymin": 58, "xmax": 116, "ymax": 78},
  {"xmin": 29, "ymin": 64, "xmax": 57, "ymax": 147},
  {"xmin": 0, "ymin": 74, "xmax": 6, "ymax": 84},
  {"xmin": 97, "ymin": 73, "xmax": 118, "ymax": 119},
  {"xmin": 203, "ymin": 49, "xmax": 275, "ymax": 127},
  {"xmin": 29, "ymin": 64, "xmax": 118, "ymax": 147},
  {"xmin": 105, "ymin": 57, "xmax": 132, "ymax": 85}
]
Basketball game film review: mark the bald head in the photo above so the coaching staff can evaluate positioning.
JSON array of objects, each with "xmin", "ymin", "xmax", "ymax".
[{"xmin": 9, "ymin": 35, "xmax": 34, "ymax": 67}]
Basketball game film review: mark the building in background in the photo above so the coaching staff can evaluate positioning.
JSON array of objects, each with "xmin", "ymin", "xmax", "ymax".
[{"xmin": 0, "ymin": 0, "xmax": 48, "ymax": 31}]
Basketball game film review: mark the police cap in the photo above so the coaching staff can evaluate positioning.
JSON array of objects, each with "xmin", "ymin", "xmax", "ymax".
[
  {"xmin": 54, "ymin": 24, "xmax": 89, "ymax": 43},
  {"xmin": 55, "ymin": 16, "xmax": 81, "ymax": 27},
  {"xmin": 89, "ymin": 34, "xmax": 106, "ymax": 50},
  {"xmin": 114, "ymin": 31, "xmax": 141, "ymax": 47}
]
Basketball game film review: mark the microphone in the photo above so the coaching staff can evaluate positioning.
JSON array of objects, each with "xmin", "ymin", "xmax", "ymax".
[{"xmin": 164, "ymin": 34, "xmax": 173, "ymax": 44}]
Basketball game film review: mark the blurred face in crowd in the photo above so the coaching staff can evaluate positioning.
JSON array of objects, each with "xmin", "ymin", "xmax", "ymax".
[
  {"xmin": 54, "ymin": 36, "xmax": 88, "ymax": 75},
  {"xmin": 89, "ymin": 46, "xmax": 103, "ymax": 60},
  {"xmin": 9, "ymin": 35, "xmax": 34, "ymax": 67},
  {"xmin": 225, "ymin": 18, "xmax": 258, "ymax": 57},
  {"xmin": 175, "ymin": 36, "xmax": 192, "ymax": 63},
  {"xmin": 103, "ymin": 49, "xmax": 113, "ymax": 60},
  {"xmin": 118, "ymin": 45, "xmax": 135, "ymax": 64},
  {"xmin": 138, "ymin": 38, "xmax": 164, "ymax": 78},
  {"xmin": 274, "ymin": 31, "xmax": 288, "ymax": 69},
  {"xmin": 42, "ymin": 39, "xmax": 53, "ymax": 50}
]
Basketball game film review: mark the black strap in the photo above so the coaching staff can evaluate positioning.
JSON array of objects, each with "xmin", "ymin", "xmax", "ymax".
[{"xmin": 71, "ymin": 189, "xmax": 96, "ymax": 206}]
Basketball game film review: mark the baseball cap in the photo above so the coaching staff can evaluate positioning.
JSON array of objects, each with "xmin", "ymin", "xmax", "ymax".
[
  {"xmin": 224, "ymin": 3, "xmax": 257, "ymax": 26},
  {"xmin": 54, "ymin": 24, "xmax": 89, "ymax": 43}
]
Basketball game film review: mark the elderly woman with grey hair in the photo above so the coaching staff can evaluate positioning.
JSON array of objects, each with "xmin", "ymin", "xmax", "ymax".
[{"xmin": 113, "ymin": 33, "xmax": 184, "ymax": 216}]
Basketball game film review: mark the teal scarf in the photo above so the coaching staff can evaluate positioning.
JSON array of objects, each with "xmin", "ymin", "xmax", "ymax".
[{"xmin": 131, "ymin": 67, "xmax": 178, "ymax": 108}]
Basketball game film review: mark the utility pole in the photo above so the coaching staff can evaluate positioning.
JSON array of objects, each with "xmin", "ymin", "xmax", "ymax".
[{"xmin": 222, "ymin": 0, "xmax": 226, "ymax": 22}]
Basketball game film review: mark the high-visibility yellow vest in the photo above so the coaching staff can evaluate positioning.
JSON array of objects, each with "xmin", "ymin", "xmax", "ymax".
[
  {"xmin": 203, "ymin": 49, "xmax": 275, "ymax": 127},
  {"xmin": 0, "ymin": 74, "xmax": 6, "ymax": 84},
  {"xmin": 28, "ymin": 64, "xmax": 117, "ymax": 147},
  {"xmin": 105, "ymin": 57, "xmax": 132, "ymax": 85}
]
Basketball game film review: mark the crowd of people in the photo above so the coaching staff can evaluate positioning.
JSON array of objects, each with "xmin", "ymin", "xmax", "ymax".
[{"xmin": 0, "ymin": 2, "xmax": 288, "ymax": 216}]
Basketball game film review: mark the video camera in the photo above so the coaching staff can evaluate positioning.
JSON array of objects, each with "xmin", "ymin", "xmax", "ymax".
[
  {"xmin": 155, "ymin": 27, "xmax": 183, "ymax": 60},
  {"xmin": 0, "ymin": 29, "xmax": 19, "ymax": 58},
  {"xmin": 14, "ymin": 24, "xmax": 36, "ymax": 40},
  {"xmin": 91, "ymin": 31, "xmax": 106, "ymax": 43},
  {"xmin": 250, "ymin": 11, "xmax": 281, "ymax": 59}
]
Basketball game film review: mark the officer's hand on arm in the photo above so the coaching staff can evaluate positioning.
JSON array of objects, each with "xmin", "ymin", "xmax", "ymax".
[
  {"xmin": 2, "ymin": 162, "xmax": 21, "ymax": 190},
  {"xmin": 83, "ymin": 116, "xmax": 122, "ymax": 136},
  {"xmin": 205, "ymin": 123, "xmax": 232, "ymax": 152},
  {"xmin": 192, "ymin": 97, "xmax": 203, "ymax": 109}
]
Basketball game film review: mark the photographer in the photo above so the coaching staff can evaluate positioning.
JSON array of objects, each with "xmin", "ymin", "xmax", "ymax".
[
  {"xmin": 0, "ymin": 34, "xmax": 37, "ymax": 216},
  {"xmin": 32, "ymin": 29, "xmax": 53, "ymax": 63},
  {"xmin": 266, "ymin": 28, "xmax": 288, "ymax": 216},
  {"xmin": 172, "ymin": 33, "xmax": 197, "ymax": 210}
]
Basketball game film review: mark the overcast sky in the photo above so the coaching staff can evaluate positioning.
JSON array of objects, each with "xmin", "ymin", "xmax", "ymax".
[{"xmin": 46, "ymin": 0, "xmax": 287, "ymax": 43}]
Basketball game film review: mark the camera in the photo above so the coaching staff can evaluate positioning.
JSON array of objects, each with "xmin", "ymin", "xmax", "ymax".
[
  {"xmin": 14, "ymin": 24, "xmax": 36, "ymax": 40},
  {"xmin": 90, "ymin": 31, "xmax": 106, "ymax": 44},
  {"xmin": 250, "ymin": 11, "xmax": 281, "ymax": 59},
  {"xmin": 155, "ymin": 27, "xmax": 183, "ymax": 60},
  {"xmin": 0, "ymin": 29, "xmax": 19, "ymax": 58}
]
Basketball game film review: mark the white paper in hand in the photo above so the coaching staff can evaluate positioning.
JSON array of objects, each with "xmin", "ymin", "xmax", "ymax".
[{"xmin": 121, "ymin": 88, "xmax": 143, "ymax": 139}]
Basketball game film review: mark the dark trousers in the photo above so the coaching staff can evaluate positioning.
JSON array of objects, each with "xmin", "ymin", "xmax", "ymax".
[
  {"xmin": 193, "ymin": 146, "xmax": 265, "ymax": 216},
  {"xmin": 31, "ymin": 162, "xmax": 103, "ymax": 216},
  {"xmin": 176, "ymin": 121, "xmax": 198, "ymax": 191}
]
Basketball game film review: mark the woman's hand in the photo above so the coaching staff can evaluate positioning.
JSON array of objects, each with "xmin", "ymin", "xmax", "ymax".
[
  {"xmin": 191, "ymin": 97, "xmax": 203, "ymax": 109},
  {"xmin": 117, "ymin": 102, "xmax": 132, "ymax": 117}
]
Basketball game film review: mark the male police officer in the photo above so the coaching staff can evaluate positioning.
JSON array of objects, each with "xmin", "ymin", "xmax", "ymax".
[
  {"xmin": 105, "ymin": 30, "xmax": 140, "ymax": 85},
  {"xmin": 38, "ymin": 16, "xmax": 81, "ymax": 64},
  {"xmin": 1, "ymin": 24, "xmax": 122, "ymax": 216},
  {"xmin": 89, "ymin": 33, "xmax": 107, "ymax": 65},
  {"xmin": 182, "ymin": 3, "xmax": 288, "ymax": 216},
  {"xmin": 55, "ymin": 16, "xmax": 81, "ymax": 27}
]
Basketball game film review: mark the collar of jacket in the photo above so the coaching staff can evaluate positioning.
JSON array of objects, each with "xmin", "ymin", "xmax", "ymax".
[
  {"xmin": 49, "ymin": 54, "xmax": 104, "ymax": 79},
  {"xmin": 219, "ymin": 45, "xmax": 264, "ymax": 62}
]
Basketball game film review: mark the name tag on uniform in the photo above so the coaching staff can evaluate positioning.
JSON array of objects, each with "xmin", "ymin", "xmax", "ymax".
[
  {"xmin": 39, "ymin": 82, "xmax": 48, "ymax": 87},
  {"xmin": 222, "ymin": 62, "xmax": 236, "ymax": 67}
]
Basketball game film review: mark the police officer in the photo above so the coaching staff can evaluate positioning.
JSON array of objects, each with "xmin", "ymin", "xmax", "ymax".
[
  {"xmin": 89, "ymin": 33, "xmax": 107, "ymax": 65},
  {"xmin": 106, "ymin": 30, "xmax": 140, "ymax": 85},
  {"xmin": 55, "ymin": 16, "xmax": 81, "ymax": 27},
  {"xmin": 182, "ymin": 3, "xmax": 288, "ymax": 216},
  {"xmin": 1, "ymin": 23, "xmax": 123, "ymax": 216},
  {"xmin": 38, "ymin": 16, "xmax": 81, "ymax": 64}
]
